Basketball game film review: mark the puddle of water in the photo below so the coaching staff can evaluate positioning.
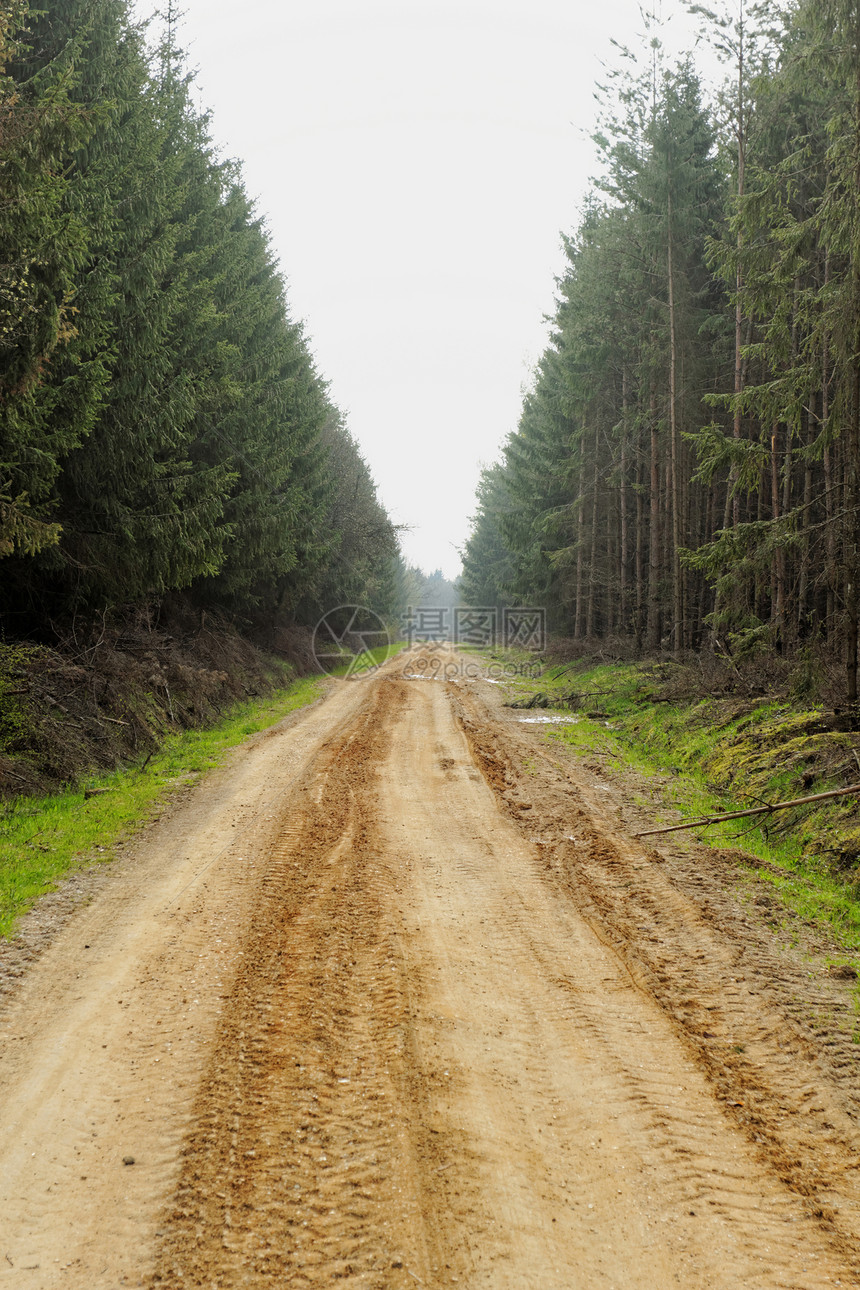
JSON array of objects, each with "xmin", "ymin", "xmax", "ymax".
[
  {"xmin": 401, "ymin": 673, "xmax": 441, "ymax": 681},
  {"xmin": 514, "ymin": 713, "xmax": 581, "ymax": 724}
]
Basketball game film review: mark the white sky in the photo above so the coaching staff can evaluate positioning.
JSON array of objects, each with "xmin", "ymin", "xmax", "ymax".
[{"xmin": 134, "ymin": 0, "xmax": 722, "ymax": 581}]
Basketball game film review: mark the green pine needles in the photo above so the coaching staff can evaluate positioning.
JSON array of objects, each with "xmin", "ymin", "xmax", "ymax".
[{"xmin": 0, "ymin": 0, "xmax": 400, "ymax": 629}]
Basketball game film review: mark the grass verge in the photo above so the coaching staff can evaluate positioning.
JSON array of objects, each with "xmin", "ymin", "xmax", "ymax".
[
  {"xmin": 0, "ymin": 673, "xmax": 327, "ymax": 939},
  {"xmin": 484, "ymin": 652, "xmax": 860, "ymax": 955}
]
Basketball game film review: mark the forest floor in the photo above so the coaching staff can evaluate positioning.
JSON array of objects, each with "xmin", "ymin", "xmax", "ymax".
[{"xmin": 2, "ymin": 647, "xmax": 860, "ymax": 1287}]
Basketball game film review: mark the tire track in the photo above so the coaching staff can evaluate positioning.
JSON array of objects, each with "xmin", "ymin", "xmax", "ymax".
[
  {"xmin": 451, "ymin": 674, "xmax": 860, "ymax": 1275},
  {"xmin": 150, "ymin": 678, "xmax": 435, "ymax": 1289},
  {"xmin": 0, "ymin": 677, "xmax": 374, "ymax": 1289},
  {"xmin": 6, "ymin": 652, "xmax": 860, "ymax": 1287},
  {"xmin": 373, "ymin": 670, "xmax": 856, "ymax": 1286}
]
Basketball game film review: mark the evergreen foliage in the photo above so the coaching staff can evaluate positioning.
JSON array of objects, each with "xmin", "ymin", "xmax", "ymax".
[
  {"xmin": 461, "ymin": 2, "xmax": 860, "ymax": 698},
  {"xmin": 0, "ymin": 0, "xmax": 398, "ymax": 637},
  {"xmin": 0, "ymin": 0, "xmax": 96, "ymax": 559}
]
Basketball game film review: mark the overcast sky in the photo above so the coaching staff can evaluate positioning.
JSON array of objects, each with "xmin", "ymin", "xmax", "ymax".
[{"xmin": 135, "ymin": 0, "xmax": 720, "ymax": 580}]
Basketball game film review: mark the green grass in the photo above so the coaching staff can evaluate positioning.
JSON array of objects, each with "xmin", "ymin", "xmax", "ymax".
[
  {"xmin": 328, "ymin": 640, "xmax": 407, "ymax": 677},
  {"xmin": 0, "ymin": 673, "xmax": 327, "ymax": 939},
  {"xmin": 483, "ymin": 651, "xmax": 860, "ymax": 953},
  {"xmin": 0, "ymin": 641, "xmax": 409, "ymax": 939}
]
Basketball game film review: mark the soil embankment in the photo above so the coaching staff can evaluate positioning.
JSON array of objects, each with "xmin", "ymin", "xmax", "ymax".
[
  {"xmin": 0, "ymin": 609, "xmax": 312, "ymax": 798},
  {"xmin": 1, "ymin": 649, "xmax": 859, "ymax": 1287}
]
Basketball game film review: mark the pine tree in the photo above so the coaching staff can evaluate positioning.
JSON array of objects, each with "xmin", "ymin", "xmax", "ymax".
[
  {"xmin": 460, "ymin": 463, "xmax": 515, "ymax": 610},
  {"xmin": 295, "ymin": 409, "xmax": 399, "ymax": 618},
  {"xmin": 50, "ymin": 7, "xmax": 233, "ymax": 603},
  {"xmin": 0, "ymin": 0, "xmax": 95, "ymax": 561}
]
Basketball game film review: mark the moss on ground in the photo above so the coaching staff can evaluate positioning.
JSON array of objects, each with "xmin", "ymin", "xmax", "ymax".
[{"xmin": 480, "ymin": 649, "xmax": 860, "ymax": 949}]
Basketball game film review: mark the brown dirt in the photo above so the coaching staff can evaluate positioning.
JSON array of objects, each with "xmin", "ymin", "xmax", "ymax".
[
  {"xmin": 0, "ymin": 604, "xmax": 312, "ymax": 798},
  {"xmin": 2, "ymin": 648, "xmax": 860, "ymax": 1287}
]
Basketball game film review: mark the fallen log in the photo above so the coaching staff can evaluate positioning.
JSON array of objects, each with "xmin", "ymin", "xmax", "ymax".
[
  {"xmin": 561, "ymin": 688, "xmax": 616, "ymax": 703},
  {"xmin": 509, "ymin": 693, "xmax": 549, "ymax": 709},
  {"xmin": 636, "ymin": 781, "xmax": 860, "ymax": 838},
  {"xmin": 509, "ymin": 688, "xmax": 615, "ymax": 710}
]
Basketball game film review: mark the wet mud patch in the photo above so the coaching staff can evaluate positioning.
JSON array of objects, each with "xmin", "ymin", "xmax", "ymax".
[{"xmin": 452, "ymin": 678, "xmax": 860, "ymax": 1271}]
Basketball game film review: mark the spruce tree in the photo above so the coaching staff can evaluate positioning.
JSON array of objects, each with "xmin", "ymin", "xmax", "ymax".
[{"xmin": 0, "ymin": 0, "xmax": 95, "ymax": 563}]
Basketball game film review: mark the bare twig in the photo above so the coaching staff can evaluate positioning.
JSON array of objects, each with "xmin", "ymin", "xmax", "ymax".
[
  {"xmin": 637, "ymin": 781, "xmax": 860, "ymax": 838},
  {"xmin": 1, "ymin": 769, "xmax": 28, "ymax": 783},
  {"xmin": 728, "ymin": 817, "xmax": 768, "ymax": 843},
  {"xmin": 85, "ymin": 607, "xmax": 108, "ymax": 666}
]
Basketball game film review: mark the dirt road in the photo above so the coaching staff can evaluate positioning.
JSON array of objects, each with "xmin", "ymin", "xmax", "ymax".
[{"xmin": 2, "ymin": 650, "xmax": 860, "ymax": 1287}]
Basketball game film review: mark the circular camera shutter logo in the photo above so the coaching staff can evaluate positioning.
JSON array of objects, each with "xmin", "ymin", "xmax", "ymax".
[{"xmin": 312, "ymin": 605, "xmax": 392, "ymax": 678}]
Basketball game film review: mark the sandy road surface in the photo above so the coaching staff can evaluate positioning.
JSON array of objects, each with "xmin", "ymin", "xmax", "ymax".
[{"xmin": 2, "ymin": 651, "xmax": 860, "ymax": 1287}]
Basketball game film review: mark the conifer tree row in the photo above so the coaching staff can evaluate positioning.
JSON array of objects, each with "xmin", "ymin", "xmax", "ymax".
[
  {"xmin": 0, "ymin": 0, "xmax": 398, "ymax": 631},
  {"xmin": 461, "ymin": 2, "xmax": 860, "ymax": 695}
]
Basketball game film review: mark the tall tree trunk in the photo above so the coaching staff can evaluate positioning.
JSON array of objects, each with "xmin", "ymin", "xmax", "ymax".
[
  {"xmin": 635, "ymin": 453, "xmax": 645, "ymax": 649},
  {"xmin": 603, "ymin": 476, "xmax": 613, "ymax": 638},
  {"xmin": 574, "ymin": 452, "xmax": 586, "ymax": 641},
  {"xmin": 822, "ymin": 256, "xmax": 837, "ymax": 637},
  {"xmin": 647, "ymin": 382, "xmax": 662, "ymax": 650},
  {"xmin": 586, "ymin": 456, "xmax": 599, "ymax": 639},
  {"xmin": 848, "ymin": 32, "xmax": 860, "ymax": 701},
  {"xmin": 713, "ymin": 34, "xmax": 748, "ymax": 644},
  {"xmin": 797, "ymin": 393, "xmax": 814, "ymax": 634},
  {"xmin": 667, "ymin": 190, "xmax": 684, "ymax": 656},
  {"xmin": 846, "ymin": 368, "xmax": 860, "ymax": 702},
  {"xmin": 620, "ymin": 367, "xmax": 630, "ymax": 633},
  {"xmin": 731, "ymin": 4, "xmax": 746, "ymax": 531},
  {"xmin": 771, "ymin": 422, "xmax": 786, "ymax": 646},
  {"xmin": 755, "ymin": 466, "xmax": 766, "ymax": 623}
]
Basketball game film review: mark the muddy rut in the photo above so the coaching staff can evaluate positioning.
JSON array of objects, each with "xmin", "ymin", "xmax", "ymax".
[{"xmin": 2, "ymin": 652, "xmax": 860, "ymax": 1287}]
